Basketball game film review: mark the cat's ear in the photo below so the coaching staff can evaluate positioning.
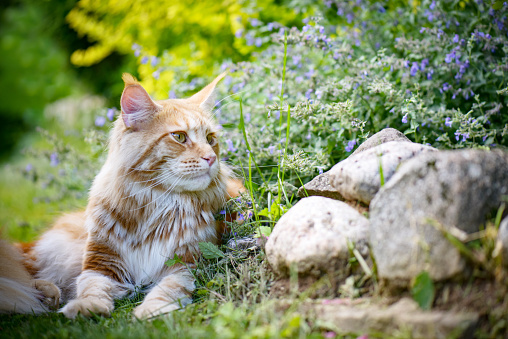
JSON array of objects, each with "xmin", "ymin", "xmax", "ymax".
[
  {"xmin": 120, "ymin": 73, "xmax": 162, "ymax": 129},
  {"xmin": 188, "ymin": 72, "xmax": 227, "ymax": 113}
]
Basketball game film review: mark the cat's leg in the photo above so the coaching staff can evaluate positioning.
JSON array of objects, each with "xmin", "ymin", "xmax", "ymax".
[
  {"xmin": 133, "ymin": 266, "xmax": 195, "ymax": 319},
  {"xmin": 60, "ymin": 238, "xmax": 129, "ymax": 319},
  {"xmin": 60, "ymin": 270, "xmax": 127, "ymax": 319}
]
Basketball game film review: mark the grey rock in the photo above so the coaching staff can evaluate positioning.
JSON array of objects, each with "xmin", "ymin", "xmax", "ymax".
[
  {"xmin": 265, "ymin": 196, "xmax": 369, "ymax": 276},
  {"xmin": 225, "ymin": 236, "xmax": 260, "ymax": 252},
  {"xmin": 496, "ymin": 217, "xmax": 508, "ymax": 267},
  {"xmin": 296, "ymin": 172, "xmax": 345, "ymax": 200},
  {"xmin": 370, "ymin": 149, "xmax": 508, "ymax": 283},
  {"xmin": 352, "ymin": 128, "xmax": 411, "ymax": 155},
  {"xmin": 329, "ymin": 141, "xmax": 437, "ymax": 205},
  {"xmin": 310, "ymin": 298, "xmax": 477, "ymax": 338}
]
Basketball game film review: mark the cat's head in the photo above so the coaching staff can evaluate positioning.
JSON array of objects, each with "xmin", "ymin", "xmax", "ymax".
[{"xmin": 111, "ymin": 73, "xmax": 226, "ymax": 193}]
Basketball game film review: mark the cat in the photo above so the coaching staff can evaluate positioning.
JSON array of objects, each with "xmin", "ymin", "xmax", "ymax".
[{"xmin": 11, "ymin": 72, "xmax": 243, "ymax": 319}]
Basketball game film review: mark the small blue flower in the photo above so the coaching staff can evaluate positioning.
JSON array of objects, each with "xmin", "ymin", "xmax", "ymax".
[
  {"xmin": 140, "ymin": 56, "xmax": 149, "ymax": 64},
  {"xmin": 255, "ymin": 38, "xmax": 263, "ymax": 47},
  {"xmin": 25, "ymin": 163, "xmax": 33, "ymax": 172},
  {"xmin": 410, "ymin": 62, "xmax": 419, "ymax": 76},
  {"xmin": 442, "ymin": 82, "xmax": 451, "ymax": 92},
  {"xmin": 402, "ymin": 113, "xmax": 408, "ymax": 124},
  {"xmin": 235, "ymin": 29, "xmax": 243, "ymax": 38},
  {"xmin": 107, "ymin": 108, "xmax": 115, "ymax": 121},
  {"xmin": 152, "ymin": 70, "xmax": 160, "ymax": 80},
  {"xmin": 268, "ymin": 145, "xmax": 276, "ymax": 155},
  {"xmin": 445, "ymin": 117, "xmax": 453, "ymax": 127},
  {"xmin": 453, "ymin": 34, "xmax": 459, "ymax": 43},
  {"xmin": 345, "ymin": 139, "xmax": 356, "ymax": 152},
  {"xmin": 250, "ymin": 18, "xmax": 260, "ymax": 27},
  {"xmin": 50, "ymin": 153, "xmax": 59, "ymax": 167},
  {"xmin": 95, "ymin": 116, "xmax": 106, "ymax": 127},
  {"xmin": 151, "ymin": 56, "xmax": 159, "ymax": 67},
  {"xmin": 226, "ymin": 139, "xmax": 237, "ymax": 153},
  {"xmin": 429, "ymin": 1, "xmax": 436, "ymax": 10},
  {"xmin": 267, "ymin": 22, "xmax": 274, "ymax": 31},
  {"xmin": 219, "ymin": 210, "xmax": 226, "ymax": 215}
]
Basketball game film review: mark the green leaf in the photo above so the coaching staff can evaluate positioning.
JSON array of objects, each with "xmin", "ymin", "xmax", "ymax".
[
  {"xmin": 411, "ymin": 271, "xmax": 435, "ymax": 310},
  {"xmin": 493, "ymin": 1, "xmax": 504, "ymax": 10},
  {"xmin": 254, "ymin": 226, "xmax": 272, "ymax": 238},
  {"xmin": 199, "ymin": 242, "xmax": 225, "ymax": 259},
  {"xmin": 165, "ymin": 253, "xmax": 182, "ymax": 267},
  {"xmin": 258, "ymin": 208, "xmax": 270, "ymax": 217}
]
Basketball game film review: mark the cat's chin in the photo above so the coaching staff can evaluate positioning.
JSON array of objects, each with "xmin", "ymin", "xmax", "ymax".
[{"xmin": 178, "ymin": 173, "xmax": 214, "ymax": 192}]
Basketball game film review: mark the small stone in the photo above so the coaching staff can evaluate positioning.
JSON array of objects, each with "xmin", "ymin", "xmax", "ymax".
[
  {"xmin": 353, "ymin": 128, "xmax": 411, "ymax": 155},
  {"xmin": 329, "ymin": 141, "xmax": 436, "ymax": 205},
  {"xmin": 265, "ymin": 196, "xmax": 369, "ymax": 276},
  {"xmin": 370, "ymin": 149, "xmax": 508, "ymax": 283}
]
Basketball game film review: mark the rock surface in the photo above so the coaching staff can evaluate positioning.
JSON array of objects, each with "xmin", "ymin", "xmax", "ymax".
[
  {"xmin": 296, "ymin": 172, "xmax": 344, "ymax": 200},
  {"xmin": 370, "ymin": 149, "xmax": 508, "ymax": 283},
  {"xmin": 265, "ymin": 196, "xmax": 369, "ymax": 276},
  {"xmin": 329, "ymin": 141, "xmax": 437, "ymax": 205},
  {"xmin": 352, "ymin": 127, "xmax": 412, "ymax": 155},
  {"xmin": 308, "ymin": 298, "xmax": 478, "ymax": 339},
  {"xmin": 496, "ymin": 217, "xmax": 508, "ymax": 267}
]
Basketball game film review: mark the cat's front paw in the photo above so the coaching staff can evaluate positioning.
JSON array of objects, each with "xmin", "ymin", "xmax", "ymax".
[
  {"xmin": 133, "ymin": 297, "xmax": 192, "ymax": 320},
  {"xmin": 60, "ymin": 297, "xmax": 113, "ymax": 319},
  {"xmin": 34, "ymin": 279, "xmax": 61, "ymax": 310}
]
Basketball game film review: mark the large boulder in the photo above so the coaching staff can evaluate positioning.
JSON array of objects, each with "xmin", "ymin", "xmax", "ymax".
[
  {"xmin": 370, "ymin": 149, "xmax": 508, "ymax": 283},
  {"xmin": 352, "ymin": 128, "xmax": 411, "ymax": 155},
  {"xmin": 329, "ymin": 141, "xmax": 436, "ymax": 205},
  {"xmin": 265, "ymin": 196, "xmax": 369, "ymax": 276},
  {"xmin": 310, "ymin": 298, "xmax": 478, "ymax": 339}
]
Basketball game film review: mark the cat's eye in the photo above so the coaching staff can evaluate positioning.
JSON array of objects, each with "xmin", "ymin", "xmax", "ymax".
[
  {"xmin": 207, "ymin": 134, "xmax": 215, "ymax": 145},
  {"xmin": 172, "ymin": 132, "xmax": 187, "ymax": 143}
]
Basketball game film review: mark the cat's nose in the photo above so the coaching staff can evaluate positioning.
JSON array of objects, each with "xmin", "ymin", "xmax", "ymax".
[{"xmin": 202, "ymin": 155, "xmax": 216, "ymax": 167}]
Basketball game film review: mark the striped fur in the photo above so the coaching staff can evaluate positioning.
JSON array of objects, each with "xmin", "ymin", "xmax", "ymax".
[{"xmin": 29, "ymin": 73, "xmax": 243, "ymax": 319}]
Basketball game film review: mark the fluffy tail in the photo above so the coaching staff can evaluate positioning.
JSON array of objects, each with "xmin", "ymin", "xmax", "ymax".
[{"xmin": 0, "ymin": 240, "xmax": 60, "ymax": 314}]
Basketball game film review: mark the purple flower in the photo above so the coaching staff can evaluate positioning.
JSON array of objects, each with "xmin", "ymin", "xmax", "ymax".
[
  {"xmin": 250, "ymin": 18, "xmax": 260, "ymax": 27},
  {"xmin": 445, "ymin": 51, "xmax": 455, "ymax": 63},
  {"xmin": 420, "ymin": 27, "xmax": 426, "ymax": 33},
  {"xmin": 219, "ymin": 210, "xmax": 226, "ymax": 215},
  {"xmin": 134, "ymin": 50, "xmax": 140, "ymax": 57},
  {"xmin": 25, "ymin": 163, "xmax": 33, "ymax": 172},
  {"xmin": 266, "ymin": 22, "xmax": 274, "ymax": 31},
  {"xmin": 318, "ymin": 167, "xmax": 324, "ymax": 174},
  {"xmin": 169, "ymin": 90, "xmax": 177, "ymax": 99},
  {"xmin": 420, "ymin": 59, "xmax": 429, "ymax": 70},
  {"xmin": 255, "ymin": 38, "xmax": 262, "ymax": 47},
  {"xmin": 346, "ymin": 13, "xmax": 354, "ymax": 23},
  {"xmin": 225, "ymin": 139, "xmax": 237, "ymax": 153},
  {"xmin": 430, "ymin": 1, "xmax": 436, "ymax": 10},
  {"xmin": 140, "ymin": 56, "xmax": 149, "ymax": 64},
  {"xmin": 345, "ymin": 139, "xmax": 356, "ymax": 152},
  {"xmin": 445, "ymin": 117, "xmax": 452, "ymax": 127},
  {"xmin": 453, "ymin": 34, "xmax": 459, "ymax": 43},
  {"xmin": 268, "ymin": 145, "xmax": 276, "ymax": 155},
  {"xmin": 235, "ymin": 29, "xmax": 243, "ymax": 38},
  {"xmin": 151, "ymin": 56, "xmax": 159, "ymax": 67},
  {"xmin": 95, "ymin": 116, "xmax": 106, "ymax": 127},
  {"xmin": 442, "ymin": 82, "xmax": 451, "ymax": 91},
  {"xmin": 410, "ymin": 62, "xmax": 419, "ymax": 76},
  {"xmin": 427, "ymin": 69, "xmax": 434, "ymax": 80},
  {"xmin": 402, "ymin": 113, "xmax": 408, "ymax": 124},
  {"xmin": 50, "ymin": 153, "xmax": 59, "ymax": 167},
  {"xmin": 107, "ymin": 108, "xmax": 115, "ymax": 121},
  {"xmin": 483, "ymin": 135, "xmax": 488, "ymax": 142},
  {"xmin": 462, "ymin": 133, "xmax": 469, "ymax": 142},
  {"xmin": 152, "ymin": 70, "xmax": 160, "ymax": 80}
]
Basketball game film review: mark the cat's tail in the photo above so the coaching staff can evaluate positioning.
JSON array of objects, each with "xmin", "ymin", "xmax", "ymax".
[{"xmin": 0, "ymin": 239, "xmax": 60, "ymax": 314}]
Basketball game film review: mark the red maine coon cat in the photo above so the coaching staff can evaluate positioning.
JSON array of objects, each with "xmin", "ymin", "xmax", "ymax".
[{"xmin": 0, "ymin": 72, "xmax": 243, "ymax": 319}]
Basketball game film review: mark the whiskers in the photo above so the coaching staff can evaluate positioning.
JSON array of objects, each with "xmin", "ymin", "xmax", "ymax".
[{"xmin": 129, "ymin": 174, "xmax": 184, "ymax": 212}]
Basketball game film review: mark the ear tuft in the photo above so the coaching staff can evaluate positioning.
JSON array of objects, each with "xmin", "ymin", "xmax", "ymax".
[
  {"xmin": 120, "ymin": 79, "xmax": 162, "ymax": 129},
  {"xmin": 122, "ymin": 73, "xmax": 138, "ymax": 86},
  {"xmin": 188, "ymin": 72, "xmax": 227, "ymax": 114}
]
